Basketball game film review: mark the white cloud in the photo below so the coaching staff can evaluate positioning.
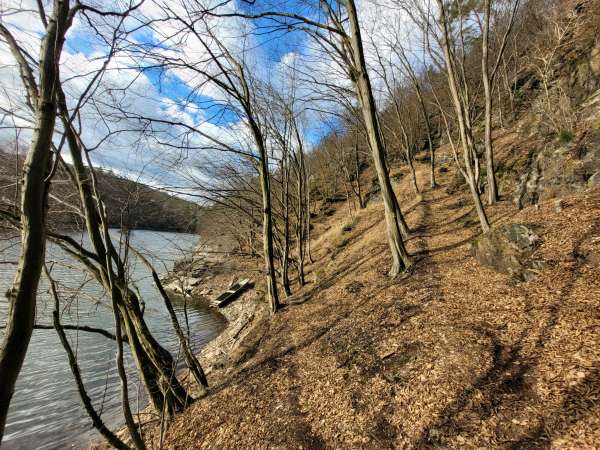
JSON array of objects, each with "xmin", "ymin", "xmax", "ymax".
[
  {"xmin": 0, "ymin": 0, "xmax": 424, "ymax": 193},
  {"xmin": 0, "ymin": 1, "xmax": 255, "ymax": 190}
]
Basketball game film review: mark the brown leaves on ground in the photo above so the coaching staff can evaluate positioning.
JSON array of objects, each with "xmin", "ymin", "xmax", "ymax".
[{"xmin": 151, "ymin": 154, "xmax": 600, "ymax": 449}]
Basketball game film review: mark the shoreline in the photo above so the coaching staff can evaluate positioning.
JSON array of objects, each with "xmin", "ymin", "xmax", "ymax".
[
  {"xmin": 164, "ymin": 240, "xmax": 267, "ymax": 377},
  {"xmin": 101, "ymin": 239, "xmax": 267, "ymax": 448}
]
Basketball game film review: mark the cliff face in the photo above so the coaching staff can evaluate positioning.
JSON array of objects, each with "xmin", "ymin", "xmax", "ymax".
[
  {"xmin": 513, "ymin": 9, "xmax": 600, "ymax": 208},
  {"xmin": 0, "ymin": 150, "xmax": 200, "ymax": 232}
]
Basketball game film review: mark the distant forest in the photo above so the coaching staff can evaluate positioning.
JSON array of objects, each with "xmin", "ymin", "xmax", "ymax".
[{"xmin": 0, "ymin": 150, "xmax": 199, "ymax": 233}]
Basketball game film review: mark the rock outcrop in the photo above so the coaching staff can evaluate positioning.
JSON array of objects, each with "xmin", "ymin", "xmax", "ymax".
[{"xmin": 515, "ymin": 128, "xmax": 600, "ymax": 208}]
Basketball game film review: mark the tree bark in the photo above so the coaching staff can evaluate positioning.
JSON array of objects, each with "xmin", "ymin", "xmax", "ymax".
[
  {"xmin": 47, "ymin": 265, "xmax": 131, "ymax": 450},
  {"xmin": 57, "ymin": 88, "xmax": 191, "ymax": 416},
  {"xmin": 353, "ymin": 141, "xmax": 365, "ymax": 208},
  {"xmin": 295, "ymin": 135, "xmax": 307, "ymax": 286},
  {"xmin": 346, "ymin": 0, "xmax": 412, "ymax": 276},
  {"xmin": 414, "ymin": 84, "xmax": 436, "ymax": 188},
  {"xmin": 398, "ymin": 122, "xmax": 419, "ymax": 195},
  {"xmin": 306, "ymin": 173, "xmax": 314, "ymax": 264},
  {"xmin": 436, "ymin": 0, "xmax": 491, "ymax": 232},
  {"xmin": 280, "ymin": 153, "xmax": 292, "ymax": 296},
  {"xmin": 0, "ymin": 1, "xmax": 71, "ymax": 439},
  {"xmin": 482, "ymin": 0, "xmax": 499, "ymax": 205},
  {"xmin": 143, "ymin": 253, "xmax": 208, "ymax": 389},
  {"xmin": 101, "ymin": 218, "xmax": 146, "ymax": 450},
  {"xmin": 255, "ymin": 134, "xmax": 281, "ymax": 312}
]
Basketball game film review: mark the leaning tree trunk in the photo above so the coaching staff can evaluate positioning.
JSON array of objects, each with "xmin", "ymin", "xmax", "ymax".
[
  {"xmin": 100, "ymin": 224, "xmax": 146, "ymax": 450},
  {"xmin": 118, "ymin": 295, "xmax": 189, "ymax": 415},
  {"xmin": 142, "ymin": 252, "xmax": 208, "ymax": 389},
  {"xmin": 458, "ymin": 112, "xmax": 491, "ymax": 233},
  {"xmin": 57, "ymin": 87, "xmax": 191, "ymax": 416},
  {"xmin": 436, "ymin": 0, "xmax": 491, "ymax": 233},
  {"xmin": 47, "ymin": 265, "xmax": 131, "ymax": 450},
  {"xmin": 347, "ymin": 0, "xmax": 412, "ymax": 276},
  {"xmin": 0, "ymin": 1, "xmax": 71, "ymax": 439}
]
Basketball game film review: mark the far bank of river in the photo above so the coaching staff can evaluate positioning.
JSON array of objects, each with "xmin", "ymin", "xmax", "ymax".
[{"xmin": 0, "ymin": 229, "xmax": 227, "ymax": 450}]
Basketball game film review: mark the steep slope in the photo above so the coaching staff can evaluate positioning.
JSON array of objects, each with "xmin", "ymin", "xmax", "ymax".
[
  {"xmin": 138, "ymin": 142, "xmax": 600, "ymax": 448},
  {"xmin": 95, "ymin": 2, "xmax": 600, "ymax": 446}
]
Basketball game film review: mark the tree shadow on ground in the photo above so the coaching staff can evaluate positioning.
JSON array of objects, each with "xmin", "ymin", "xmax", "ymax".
[{"xmin": 415, "ymin": 218, "xmax": 600, "ymax": 448}]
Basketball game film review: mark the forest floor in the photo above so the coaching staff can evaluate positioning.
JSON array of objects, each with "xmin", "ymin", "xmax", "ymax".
[{"xmin": 143, "ymin": 145, "xmax": 600, "ymax": 449}]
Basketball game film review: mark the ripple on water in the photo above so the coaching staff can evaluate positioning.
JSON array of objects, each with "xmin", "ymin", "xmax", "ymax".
[{"xmin": 0, "ymin": 229, "xmax": 226, "ymax": 449}]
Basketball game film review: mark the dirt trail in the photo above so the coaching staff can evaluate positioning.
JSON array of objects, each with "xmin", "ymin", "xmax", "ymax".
[{"xmin": 154, "ymin": 158, "xmax": 600, "ymax": 449}]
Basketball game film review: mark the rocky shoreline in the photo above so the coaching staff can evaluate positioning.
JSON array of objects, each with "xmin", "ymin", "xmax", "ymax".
[{"xmin": 160, "ymin": 239, "xmax": 268, "ymax": 379}]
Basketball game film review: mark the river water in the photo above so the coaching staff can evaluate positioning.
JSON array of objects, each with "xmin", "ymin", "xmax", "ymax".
[{"xmin": 0, "ymin": 230, "xmax": 227, "ymax": 449}]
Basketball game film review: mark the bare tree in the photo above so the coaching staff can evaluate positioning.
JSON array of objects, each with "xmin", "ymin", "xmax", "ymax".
[
  {"xmin": 479, "ymin": 0, "xmax": 521, "ymax": 204},
  {"xmin": 371, "ymin": 18, "xmax": 438, "ymax": 189},
  {"xmin": 0, "ymin": 0, "xmax": 75, "ymax": 438},
  {"xmin": 400, "ymin": 0, "xmax": 491, "ymax": 232},
  {"xmin": 222, "ymin": 0, "xmax": 413, "ymax": 275},
  {"xmin": 125, "ymin": 4, "xmax": 283, "ymax": 311},
  {"xmin": 45, "ymin": 263, "xmax": 133, "ymax": 450},
  {"xmin": 370, "ymin": 45, "xmax": 421, "ymax": 195},
  {"xmin": 261, "ymin": 83, "xmax": 311, "ymax": 289},
  {"xmin": 0, "ymin": 2, "xmax": 214, "ymax": 442},
  {"xmin": 529, "ymin": 1, "xmax": 585, "ymax": 136}
]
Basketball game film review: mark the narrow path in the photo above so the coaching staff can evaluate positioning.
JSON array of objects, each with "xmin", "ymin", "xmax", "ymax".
[{"xmin": 156, "ymin": 169, "xmax": 600, "ymax": 449}]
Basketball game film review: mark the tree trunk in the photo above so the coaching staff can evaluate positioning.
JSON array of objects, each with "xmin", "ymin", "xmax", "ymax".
[
  {"xmin": 0, "ymin": 2, "xmax": 71, "ymax": 439},
  {"xmin": 256, "ymin": 140, "xmax": 281, "ymax": 312},
  {"xmin": 281, "ymin": 155, "xmax": 292, "ymax": 296},
  {"xmin": 296, "ymin": 143, "xmax": 306, "ymax": 286},
  {"xmin": 48, "ymin": 265, "xmax": 131, "ymax": 450},
  {"xmin": 354, "ymin": 143, "xmax": 365, "ymax": 208},
  {"xmin": 414, "ymin": 84, "xmax": 436, "ymax": 188},
  {"xmin": 306, "ymin": 173, "xmax": 314, "ymax": 264},
  {"xmin": 101, "ymin": 224, "xmax": 146, "ymax": 450},
  {"xmin": 147, "ymin": 260, "xmax": 208, "ymax": 389},
  {"xmin": 482, "ymin": 0, "xmax": 499, "ymax": 205},
  {"xmin": 399, "ymin": 125, "xmax": 419, "ymax": 196},
  {"xmin": 390, "ymin": 88, "xmax": 419, "ymax": 198},
  {"xmin": 407, "ymin": 153, "xmax": 419, "ymax": 195},
  {"xmin": 436, "ymin": 0, "xmax": 491, "ymax": 233},
  {"xmin": 57, "ymin": 87, "xmax": 191, "ymax": 416},
  {"xmin": 346, "ymin": 0, "xmax": 412, "ymax": 276}
]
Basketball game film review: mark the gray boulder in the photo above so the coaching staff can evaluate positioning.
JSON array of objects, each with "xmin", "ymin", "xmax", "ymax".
[{"xmin": 470, "ymin": 224, "xmax": 545, "ymax": 281}]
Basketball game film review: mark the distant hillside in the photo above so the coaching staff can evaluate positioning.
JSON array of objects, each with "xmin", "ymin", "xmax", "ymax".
[{"xmin": 0, "ymin": 149, "xmax": 200, "ymax": 233}]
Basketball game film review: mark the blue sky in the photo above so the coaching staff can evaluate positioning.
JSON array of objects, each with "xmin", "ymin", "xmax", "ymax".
[{"xmin": 0, "ymin": 0, "xmax": 412, "ymax": 192}]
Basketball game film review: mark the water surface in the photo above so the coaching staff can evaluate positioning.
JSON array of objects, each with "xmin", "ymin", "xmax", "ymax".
[{"xmin": 0, "ymin": 229, "xmax": 226, "ymax": 449}]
